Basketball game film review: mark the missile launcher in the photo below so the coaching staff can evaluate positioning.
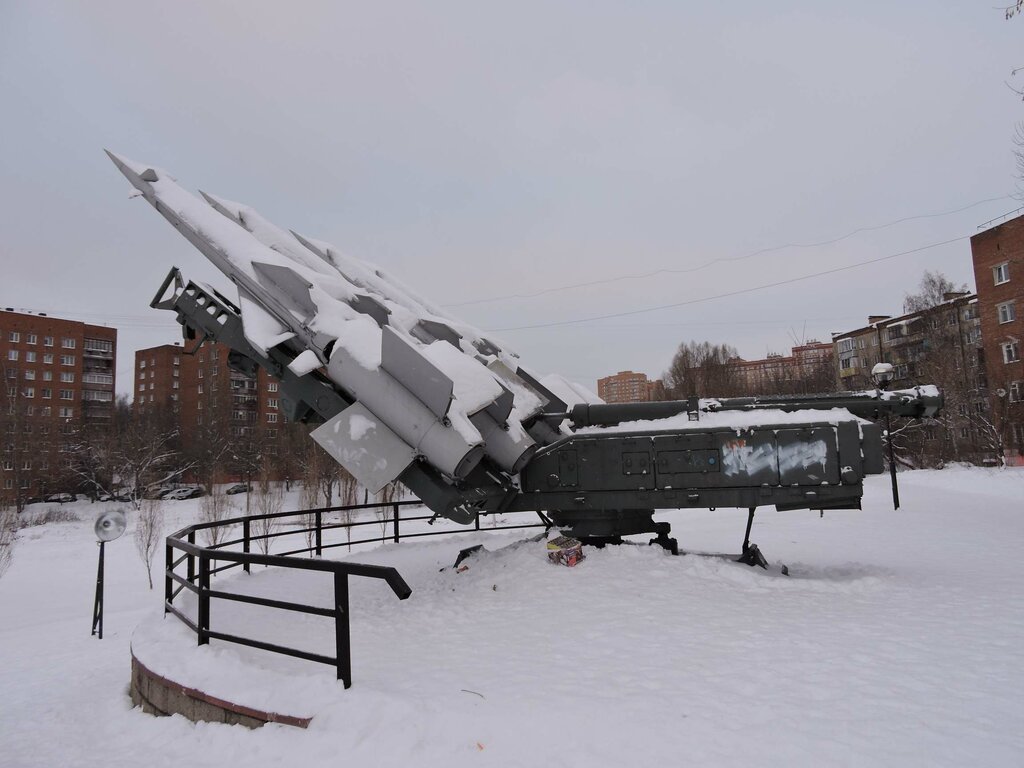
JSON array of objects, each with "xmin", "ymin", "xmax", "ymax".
[{"xmin": 109, "ymin": 152, "xmax": 943, "ymax": 560}]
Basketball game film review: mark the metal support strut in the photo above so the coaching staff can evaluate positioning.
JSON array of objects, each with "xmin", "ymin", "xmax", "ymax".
[{"xmin": 735, "ymin": 508, "xmax": 768, "ymax": 569}]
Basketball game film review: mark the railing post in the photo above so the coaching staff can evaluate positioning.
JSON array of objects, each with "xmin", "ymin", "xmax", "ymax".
[
  {"xmin": 198, "ymin": 553, "xmax": 210, "ymax": 646},
  {"xmin": 315, "ymin": 510, "xmax": 322, "ymax": 557},
  {"xmin": 187, "ymin": 530, "xmax": 196, "ymax": 584},
  {"xmin": 475, "ymin": 513, "xmax": 480, "ymax": 531},
  {"xmin": 393, "ymin": 503, "xmax": 400, "ymax": 543},
  {"xmin": 242, "ymin": 519, "xmax": 251, "ymax": 574},
  {"xmin": 164, "ymin": 541, "xmax": 173, "ymax": 613},
  {"xmin": 333, "ymin": 571, "xmax": 352, "ymax": 688}
]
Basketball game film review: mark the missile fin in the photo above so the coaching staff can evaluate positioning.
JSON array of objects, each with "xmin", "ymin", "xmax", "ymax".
[
  {"xmin": 311, "ymin": 403, "xmax": 415, "ymax": 493},
  {"xmin": 252, "ymin": 262, "xmax": 317, "ymax": 319},
  {"xmin": 380, "ymin": 326, "xmax": 453, "ymax": 419}
]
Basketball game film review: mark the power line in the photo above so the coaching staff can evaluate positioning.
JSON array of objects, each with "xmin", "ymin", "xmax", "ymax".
[
  {"xmin": 444, "ymin": 194, "xmax": 1009, "ymax": 308},
  {"xmin": 486, "ymin": 235, "xmax": 968, "ymax": 332}
]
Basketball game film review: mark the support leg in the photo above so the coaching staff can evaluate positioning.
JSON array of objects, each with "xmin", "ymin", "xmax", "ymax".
[{"xmin": 736, "ymin": 508, "xmax": 768, "ymax": 569}]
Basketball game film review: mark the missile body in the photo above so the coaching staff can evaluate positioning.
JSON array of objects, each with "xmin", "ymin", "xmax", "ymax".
[{"xmin": 107, "ymin": 151, "xmax": 578, "ymax": 493}]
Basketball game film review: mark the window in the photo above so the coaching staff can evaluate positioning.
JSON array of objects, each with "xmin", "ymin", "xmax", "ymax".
[
  {"xmin": 4, "ymin": 369, "xmax": 15, "ymax": 380},
  {"xmin": 138, "ymin": 384, "xmax": 145, "ymax": 393},
  {"xmin": 8, "ymin": 332, "xmax": 19, "ymax": 342},
  {"xmin": 1003, "ymin": 341, "xmax": 1021, "ymax": 364},
  {"xmin": 61, "ymin": 337, "xmax": 75, "ymax": 349},
  {"xmin": 2, "ymin": 460, "xmax": 11, "ymax": 471},
  {"xmin": 997, "ymin": 301, "xmax": 1016, "ymax": 324},
  {"xmin": 268, "ymin": 398, "xmax": 278, "ymax": 409},
  {"xmin": 139, "ymin": 372, "xmax": 145, "ymax": 381},
  {"xmin": 994, "ymin": 262, "xmax": 1010, "ymax": 285},
  {"xmin": 59, "ymin": 389, "xmax": 73, "ymax": 400},
  {"xmin": 1010, "ymin": 381, "xmax": 1023, "ymax": 403},
  {"xmin": 59, "ymin": 355, "xmax": 75, "ymax": 366},
  {"xmin": 60, "ymin": 372, "xmax": 74, "ymax": 383},
  {"xmin": 25, "ymin": 351, "xmax": 36, "ymax": 363},
  {"xmin": 149, "ymin": 394, "xmax": 154, "ymax": 402},
  {"xmin": 148, "ymin": 370, "xmax": 154, "ymax": 379},
  {"xmin": 43, "ymin": 353, "xmax": 52, "ymax": 365},
  {"xmin": 25, "ymin": 406, "xmax": 33, "ymax": 416},
  {"xmin": 268, "ymin": 382, "xmax": 278, "ymax": 392},
  {"xmin": 172, "ymin": 381, "xmax": 179, "ymax": 389},
  {"xmin": 7, "ymin": 350, "xmax": 17, "ymax": 361},
  {"xmin": 23, "ymin": 387, "xmax": 34, "ymax": 399},
  {"xmin": 42, "ymin": 371, "xmax": 51, "ymax": 381},
  {"xmin": 83, "ymin": 338, "xmax": 112, "ymax": 353},
  {"xmin": 21, "ymin": 459, "xmax": 30, "ymax": 471},
  {"xmin": 1014, "ymin": 424, "xmax": 1024, "ymax": 449},
  {"xmin": 58, "ymin": 407, "xmax": 73, "ymax": 418},
  {"xmin": 139, "ymin": 360, "xmax": 146, "ymax": 369},
  {"xmin": 26, "ymin": 334, "xmax": 36, "ymax": 344},
  {"xmin": 172, "ymin": 369, "xmax": 179, "ymax": 378},
  {"xmin": 838, "ymin": 338, "xmax": 854, "ymax": 353},
  {"xmin": 198, "ymin": 369, "xmax": 203, "ymax": 379},
  {"xmin": 149, "ymin": 383, "xmax": 154, "ymax": 390},
  {"xmin": 43, "ymin": 336, "xmax": 53, "ymax": 347},
  {"xmin": 150, "ymin": 358, "xmax": 155, "ymax": 366},
  {"xmin": 41, "ymin": 388, "xmax": 51, "ymax": 399},
  {"xmin": 173, "ymin": 356, "xmax": 180, "ymax": 365},
  {"xmin": 82, "ymin": 391, "xmax": 112, "ymax": 402},
  {"xmin": 82, "ymin": 373, "xmax": 112, "ymax": 385},
  {"xmin": 24, "ymin": 370, "xmax": 35, "ymax": 381},
  {"xmin": 267, "ymin": 413, "xmax": 278, "ymax": 423},
  {"xmin": 40, "ymin": 407, "xmax": 50, "ymax": 417},
  {"xmin": 266, "ymin": 429, "xmax": 277, "ymax": 439},
  {"xmin": 197, "ymin": 383, "xmax": 204, "ymax": 394}
]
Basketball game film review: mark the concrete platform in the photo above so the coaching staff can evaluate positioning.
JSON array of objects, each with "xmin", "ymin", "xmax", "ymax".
[{"xmin": 130, "ymin": 652, "xmax": 311, "ymax": 729}]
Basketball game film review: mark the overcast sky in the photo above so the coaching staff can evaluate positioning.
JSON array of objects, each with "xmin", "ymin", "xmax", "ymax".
[{"xmin": 1, "ymin": 1, "xmax": 1021, "ymax": 396}]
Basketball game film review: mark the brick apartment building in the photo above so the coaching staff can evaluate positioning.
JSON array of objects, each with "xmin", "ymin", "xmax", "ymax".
[
  {"xmin": 0, "ymin": 309, "xmax": 117, "ymax": 501},
  {"xmin": 733, "ymin": 341, "xmax": 834, "ymax": 394},
  {"xmin": 134, "ymin": 341, "xmax": 283, "ymax": 478},
  {"xmin": 597, "ymin": 370, "xmax": 665, "ymax": 403},
  {"xmin": 970, "ymin": 212, "xmax": 1024, "ymax": 465},
  {"xmin": 831, "ymin": 293, "xmax": 988, "ymax": 463}
]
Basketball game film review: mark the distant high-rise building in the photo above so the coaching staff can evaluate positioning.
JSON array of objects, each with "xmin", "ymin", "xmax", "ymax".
[
  {"xmin": 597, "ymin": 371, "xmax": 664, "ymax": 403},
  {"xmin": 134, "ymin": 340, "xmax": 283, "ymax": 477},
  {"xmin": 0, "ymin": 309, "xmax": 117, "ymax": 501}
]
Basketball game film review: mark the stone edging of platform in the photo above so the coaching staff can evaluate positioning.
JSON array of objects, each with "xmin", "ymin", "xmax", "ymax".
[{"xmin": 130, "ymin": 650, "xmax": 312, "ymax": 729}]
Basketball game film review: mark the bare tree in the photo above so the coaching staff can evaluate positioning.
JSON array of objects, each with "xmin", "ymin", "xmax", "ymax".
[
  {"xmin": 299, "ymin": 476, "xmax": 320, "ymax": 555},
  {"xmin": 251, "ymin": 462, "xmax": 283, "ymax": 556},
  {"xmin": 663, "ymin": 341, "xmax": 743, "ymax": 398},
  {"xmin": 903, "ymin": 271, "xmax": 968, "ymax": 315},
  {"xmin": 374, "ymin": 481, "xmax": 403, "ymax": 539},
  {"xmin": 0, "ymin": 494, "xmax": 17, "ymax": 580},
  {"xmin": 109, "ymin": 398, "xmax": 184, "ymax": 509},
  {"xmin": 134, "ymin": 499, "xmax": 164, "ymax": 590},
  {"xmin": 199, "ymin": 490, "xmax": 234, "ymax": 547}
]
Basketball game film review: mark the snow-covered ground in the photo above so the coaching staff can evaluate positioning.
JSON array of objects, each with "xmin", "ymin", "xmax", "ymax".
[{"xmin": 1, "ymin": 468, "xmax": 1023, "ymax": 767}]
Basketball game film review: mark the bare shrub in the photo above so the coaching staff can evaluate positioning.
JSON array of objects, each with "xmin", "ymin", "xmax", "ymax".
[
  {"xmin": 299, "ymin": 480, "xmax": 320, "ymax": 555},
  {"xmin": 0, "ymin": 497, "xmax": 17, "ymax": 580},
  {"xmin": 19, "ymin": 506, "xmax": 79, "ymax": 528},
  {"xmin": 374, "ymin": 482, "xmax": 404, "ymax": 540},
  {"xmin": 134, "ymin": 499, "xmax": 164, "ymax": 590},
  {"xmin": 199, "ymin": 490, "xmax": 234, "ymax": 547},
  {"xmin": 251, "ymin": 481, "xmax": 283, "ymax": 556}
]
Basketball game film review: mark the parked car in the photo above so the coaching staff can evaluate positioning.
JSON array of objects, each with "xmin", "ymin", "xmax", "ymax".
[
  {"xmin": 96, "ymin": 493, "xmax": 114, "ymax": 502},
  {"xmin": 44, "ymin": 493, "xmax": 76, "ymax": 504},
  {"xmin": 144, "ymin": 486, "xmax": 173, "ymax": 500},
  {"xmin": 163, "ymin": 487, "xmax": 205, "ymax": 501},
  {"xmin": 225, "ymin": 483, "xmax": 251, "ymax": 495}
]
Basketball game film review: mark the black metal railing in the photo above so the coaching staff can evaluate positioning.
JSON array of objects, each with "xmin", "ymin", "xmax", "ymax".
[{"xmin": 164, "ymin": 501, "xmax": 550, "ymax": 687}]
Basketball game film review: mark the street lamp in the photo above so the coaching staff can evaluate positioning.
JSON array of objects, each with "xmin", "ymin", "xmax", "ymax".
[{"xmin": 871, "ymin": 363, "xmax": 899, "ymax": 509}]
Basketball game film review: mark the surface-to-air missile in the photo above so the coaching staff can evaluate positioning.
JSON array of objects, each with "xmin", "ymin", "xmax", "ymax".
[{"xmin": 107, "ymin": 151, "xmax": 942, "ymax": 563}]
